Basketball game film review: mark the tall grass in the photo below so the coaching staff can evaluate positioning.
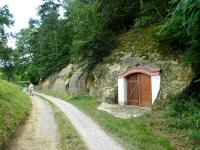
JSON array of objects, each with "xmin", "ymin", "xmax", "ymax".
[{"xmin": 165, "ymin": 96, "xmax": 200, "ymax": 148}]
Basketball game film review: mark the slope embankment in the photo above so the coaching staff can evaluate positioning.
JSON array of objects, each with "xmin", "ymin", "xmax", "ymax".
[{"xmin": 0, "ymin": 80, "xmax": 31, "ymax": 149}]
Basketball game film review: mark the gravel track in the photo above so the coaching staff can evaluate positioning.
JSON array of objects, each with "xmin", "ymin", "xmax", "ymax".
[
  {"xmin": 7, "ymin": 96, "xmax": 58, "ymax": 150},
  {"xmin": 36, "ymin": 92, "xmax": 124, "ymax": 150}
]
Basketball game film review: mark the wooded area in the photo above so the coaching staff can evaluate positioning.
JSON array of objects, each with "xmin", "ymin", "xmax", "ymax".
[
  {"xmin": 1, "ymin": 0, "xmax": 200, "ymax": 148},
  {"xmin": 1, "ymin": 0, "xmax": 200, "ymax": 84}
]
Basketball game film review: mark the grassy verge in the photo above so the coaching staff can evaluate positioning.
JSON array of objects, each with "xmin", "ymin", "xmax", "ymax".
[
  {"xmin": 40, "ymin": 90, "xmax": 177, "ymax": 150},
  {"xmin": 37, "ymin": 95, "xmax": 86, "ymax": 150},
  {"xmin": 0, "ymin": 79, "xmax": 31, "ymax": 149},
  {"xmin": 164, "ymin": 96, "xmax": 200, "ymax": 149}
]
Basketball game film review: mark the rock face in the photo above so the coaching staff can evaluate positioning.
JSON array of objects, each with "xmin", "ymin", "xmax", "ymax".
[
  {"xmin": 40, "ymin": 64, "xmax": 94, "ymax": 93},
  {"xmin": 40, "ymin": 25, "xmax": 193, "ymax": 105},
  {"xmin": 40, "ymin": 53, "xmax": 192, "ymax": 105},
  {"xmin": 90, "ymin": 54, "xmax": 192, "ymax": 105}
]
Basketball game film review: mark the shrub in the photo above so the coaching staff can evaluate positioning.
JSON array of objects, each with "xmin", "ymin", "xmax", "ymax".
[
  {"xmin": 188, "ymin": 130, "xmax": 200, "ymax": 142},
  {"xmin": 134, "ymin": 16, "xmax": 155, "ymax": 28},
  {"xmin": 157, "ymin": 0, "xmax": 200, "ymax": 76},
  {"xmin": 165, "ymin": 96, "xmax": 200, "ymax": 129}
]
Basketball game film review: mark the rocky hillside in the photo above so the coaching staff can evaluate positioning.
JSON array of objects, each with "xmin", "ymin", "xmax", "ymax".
[{"xmin": 40, "ymin": 25, "xmax": 193, "ymax": 107}]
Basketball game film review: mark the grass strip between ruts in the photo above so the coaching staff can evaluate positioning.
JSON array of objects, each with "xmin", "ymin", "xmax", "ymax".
[{"xmin": 36, "ymin": 94, "xmax": 87, "ymax": 150}]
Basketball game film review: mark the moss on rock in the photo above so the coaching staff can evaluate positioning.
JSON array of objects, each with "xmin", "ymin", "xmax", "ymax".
[{"xmin": 40, "ymin": 25, "xmax": 193, "ymax": 107}]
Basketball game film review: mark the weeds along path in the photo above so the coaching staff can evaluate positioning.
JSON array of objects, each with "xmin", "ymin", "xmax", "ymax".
[
  {"xmin": 36, "ymin": 92, "xmax": 124, "ymax": 150},
  {"xmin": 7, "ymin": 96, "xmax": 58, "ymax": 150}
]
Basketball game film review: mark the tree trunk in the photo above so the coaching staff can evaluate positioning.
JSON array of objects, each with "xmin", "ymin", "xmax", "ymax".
[{"xmin": 140, "ymin": 0, "xmax": 144, "ymax": 10}]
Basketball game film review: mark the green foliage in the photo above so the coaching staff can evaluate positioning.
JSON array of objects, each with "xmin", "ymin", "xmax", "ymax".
[
  {"xmin": 98, "ymin": 0, "xmax": 140, "ymax": 31},
  {"xmin": 16, "ymin": 0, "xmax": 143, "ymax": 82},
  {"xmin": 166, "ymin": 96, "xmax": 200, "ymax": 129},
  {"xmin": 65, "ymin": 0, "xmax": 141, "ymax": 63},
  {"xmin": 0, "ymin": 5, "xmax": 14, "ymax": 38},
  {"xmin": 16, "ymin": 0, "xmax": 71, "ymax": 83},
  {"xmin": 188, "ymin": 130, "xmax": 200, "ymax": 143},
  {"xmin": 157, "ymin": 0, "xmax": 200, "ymax": 76},
  {"xmin": 34, "ymin": 0, "xmax": 70, "ymax": 78},
  {"xmin": 69, "ymin": 93, "xmax": 92, "ymax": 101},
  {"xmin": 0, "ymin": 47, "xmax": 16, "ymax": 80},
  {"xmin": 154, "ymin": 1, "xmax": 200, "ymax": 135},
  {"xmin": 134, "ymin": 0, "xmax": 170, "ymax": 28},
  {"xmin": 66, "ymin": 0, "xmax": 113, "ymax": 62},
  {"xmin": 0, "ymin": 5, "xmax": 15, "ymax": 81},
  {"xmin": 134, "ymin": 16, "xmax": 154, "ymax": 28},
  {"xmin": 0, "ymin": 80, "xmax": 31, "ymax": 149}
]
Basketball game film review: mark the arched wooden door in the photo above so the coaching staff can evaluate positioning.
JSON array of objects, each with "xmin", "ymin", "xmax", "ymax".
[{"xmin": 127, "ymin": 73, "xmax": 152, "ymax": 107}]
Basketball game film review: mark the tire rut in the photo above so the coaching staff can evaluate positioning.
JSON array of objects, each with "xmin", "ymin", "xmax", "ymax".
[
  {"xmin": 36, "ymin": 92, "xmax": 124, "ymax": 150},
  {"xmin": 7, "ymin": 96, "xmax": 58, "ymax": 150}
]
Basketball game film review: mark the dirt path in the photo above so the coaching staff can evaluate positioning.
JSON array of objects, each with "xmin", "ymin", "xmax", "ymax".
[
  {"xmin": 36, "ymin": 92, "xmax": 124, "ymax": 150},
  {"xmin": 7, "ymin": 96, "xmax": 58, "ymax": 150}
]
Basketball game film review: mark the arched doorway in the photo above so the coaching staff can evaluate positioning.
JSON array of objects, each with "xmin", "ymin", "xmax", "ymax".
[
  {"xmin": 127, "ymin": 73, "xmax": 152, "ymax": 107},
  {"xmin": 118, "ymin": 66, "xmax": 160, "ymax": 107}
]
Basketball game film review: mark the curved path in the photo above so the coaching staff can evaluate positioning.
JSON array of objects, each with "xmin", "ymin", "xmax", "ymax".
[
  {"xmin": 7, "ymin": 96, "xmax": 58, "ymax": 150},
  {"xmin": 36, "ymin": 92, "xmax": 124, "ymax": 150}
]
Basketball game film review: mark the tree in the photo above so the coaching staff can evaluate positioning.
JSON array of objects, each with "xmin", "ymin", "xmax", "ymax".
[
  {"xmin": 0, "ymin": 47, "xmax": 16, "ymax": 80},
  {"xmin": 0, "ymin": 5, "xmax": 14, "ymax": 39},
  {"xmin": 134, "ymin": 0, "xmax": 170, "ymax": 28},
  {"xmin": 156, "ymin": 0, "xmax": 200, "ymax": 87},
  {"xmin": 98, "ymin": 0, "xmax": 140, "ymax": 31},
  {"xmin": 64, "ymin": 0, "xmax": 141, "ymax": 64},
  {"xmin": 0, "ymin": 5, "xmax": 14, "ymax": 80},
  {"xmin": 16, "ymin": 0, "xmax": 71, "ymax": 83},
  {"xmin": 17, "ymin": 0, "xmax": 172, "ymax": 83},
  {"xmin": 140, "ymin": 0, "xmax": 144, "ymax": 10}
]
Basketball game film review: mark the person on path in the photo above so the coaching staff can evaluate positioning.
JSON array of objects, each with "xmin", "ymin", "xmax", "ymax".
[{"xmin": 28, "ymin": 83, "xmax": 34, "ymax": 96}]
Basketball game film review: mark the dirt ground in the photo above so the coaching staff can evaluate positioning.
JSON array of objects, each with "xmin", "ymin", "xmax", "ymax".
[{"xmin": 7, "ymin": 96, "xmax": 58, "ymax": 150}]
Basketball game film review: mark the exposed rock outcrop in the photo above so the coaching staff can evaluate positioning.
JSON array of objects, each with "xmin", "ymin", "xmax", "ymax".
[
  {"xmin": 40, "ymin": 25, "xmax": 193, "ymax": 105},
  {"xmin": 40, "ymin": 53, "xmax": 192, "ymax": 105},
  {"xmin": 89, "ymin": 54, "xmax": 192, "ymax": 105}
]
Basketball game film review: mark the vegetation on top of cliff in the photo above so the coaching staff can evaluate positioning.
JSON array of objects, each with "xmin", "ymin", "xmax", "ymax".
[
  {"xmin": 1, "ymin": 0, "xmax": 200, "ymax": 86},
  {"xmin": 103, "ymin": 24, "xmax": 157, "ymax": 63},
  {"xmin": 157, "ymin": 0, "xmax": 200, "ymax": 80},
  {"xmin": 4, "ymin": 0, "xmax": 170, "ymax": 83},
  {"xmin": 103, "ymin": 24, "xmax": 183, "ymax": 64}
]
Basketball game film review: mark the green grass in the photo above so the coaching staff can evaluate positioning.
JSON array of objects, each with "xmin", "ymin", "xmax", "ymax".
[
  {"xmin": 0, "ymin": 79, "xmax": 31, "ymax": 149},
  {"xmin": 41, "ymin": 90, "xmax": 175, "ymax": 150},
  {"xmin": 37, "ymin": 95, "xmax": 86, "ymax": 150},
  {"xmin": 164, "ymin": 97, "xmax": 200, "ymax": 149}
]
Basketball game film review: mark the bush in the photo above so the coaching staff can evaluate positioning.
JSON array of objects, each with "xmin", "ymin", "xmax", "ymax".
[
  {"xmin": 133, "ymin": 0, "xmax": 170, "ymax": 29},
  {"xmin": 134, "ymin": 16, "xmax": 155, "ymax": 28},
  {"xmin": 165, "ymin": 96, "xmax": 200, "ymax": 129},
  {"xmin": 188, "ymin": 130, "xmax": 200, "ymax": 143},
  {"xmin": 157, "ymin": 0, "xmax": 200, "ymax": 76},
  {"xmin": 69, "ymin": 93, "xmax": 93, "ymax": 101}
]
